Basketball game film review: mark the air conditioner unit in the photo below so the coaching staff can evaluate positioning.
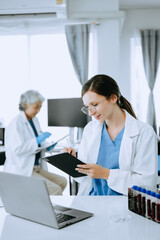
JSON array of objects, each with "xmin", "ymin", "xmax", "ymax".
[{"xmin": 0, "ymin": 0, "xmax": 67, "ymax": 18}]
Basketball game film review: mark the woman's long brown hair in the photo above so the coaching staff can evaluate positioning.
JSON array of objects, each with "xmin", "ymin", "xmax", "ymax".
[{"xmin": 82, "ymin": 74, "xmax": 137, "ymax": 119}]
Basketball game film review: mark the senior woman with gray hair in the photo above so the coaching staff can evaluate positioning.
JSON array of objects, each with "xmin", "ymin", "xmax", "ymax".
[{"xmin": 4, "ymin": 90, "xmax": 67, "ymax": 195}]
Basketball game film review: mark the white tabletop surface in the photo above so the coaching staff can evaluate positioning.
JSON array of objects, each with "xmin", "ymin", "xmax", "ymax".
[{"xmin": 0, "ymin": 196, "xmax": 160, "ymax": 240}]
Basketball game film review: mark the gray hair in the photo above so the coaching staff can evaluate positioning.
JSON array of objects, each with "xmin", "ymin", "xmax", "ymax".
[{"xmin": 19, "ymin": 90, "xmax": 45, "ymax": 111}]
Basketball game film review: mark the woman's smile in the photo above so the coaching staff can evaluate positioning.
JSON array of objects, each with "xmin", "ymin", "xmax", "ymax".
[{"xmin": 95, "ymin": 114, "xmax": 101, "ymax": 120}]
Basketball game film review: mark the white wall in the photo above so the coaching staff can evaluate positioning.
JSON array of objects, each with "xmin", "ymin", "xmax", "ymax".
[
  {"xmin": 67, "ymin": 0, "xmax": 119, "ymax": 15},
  {"xmin": 95, "ymin": 19, "xmax": 121, "ymax": 80}
]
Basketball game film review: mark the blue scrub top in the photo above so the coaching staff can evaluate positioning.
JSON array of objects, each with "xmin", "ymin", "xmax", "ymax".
[{"xmin": 89, "ymin": 123, "xmax": 125, "ymax": 196}]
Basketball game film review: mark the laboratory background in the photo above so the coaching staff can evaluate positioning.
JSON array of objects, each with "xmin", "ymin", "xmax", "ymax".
[
  {"xmin": 0, "ymin": 0, "xmax": 160, "ymax": 194},
  {"xmin": 0, "ymin": 0, "xmax": 159, "ymax": 192},
  {"xmin": 0, "ymin": 0, "xmax": 160, "ymax": 239}
]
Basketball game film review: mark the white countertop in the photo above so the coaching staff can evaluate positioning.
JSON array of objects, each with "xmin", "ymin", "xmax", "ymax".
[{"xmin": 0, "ymin": 196, "xmax": 160, "ymax": 240}]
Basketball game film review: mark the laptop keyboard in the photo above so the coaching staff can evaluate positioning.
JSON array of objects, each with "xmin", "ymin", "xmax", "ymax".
[{"xmin": 55, "ymin": 213, "xmax": 76, "ymax": 224}]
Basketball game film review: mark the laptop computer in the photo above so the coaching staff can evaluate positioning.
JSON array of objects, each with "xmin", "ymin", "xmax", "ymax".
[{"xmin": 0, "ymin": 172, "xmax": 93, "ymax": 229}]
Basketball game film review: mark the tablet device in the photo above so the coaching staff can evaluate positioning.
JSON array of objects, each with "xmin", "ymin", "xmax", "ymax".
[{"xmin": 43, "ymin": 152, "xmax": 87, "ymax": 178}]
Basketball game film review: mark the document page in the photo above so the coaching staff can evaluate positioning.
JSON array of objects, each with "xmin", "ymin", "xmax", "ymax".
[{"xmin": 35, "ymin": 134, "xmax": 69, "ymax": 154}]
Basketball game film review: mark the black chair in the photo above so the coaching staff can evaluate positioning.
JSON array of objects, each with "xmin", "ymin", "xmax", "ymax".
[
  {"xmin": 0, "ymin": 152, "xmax": 5, "ymax": 166},
  {"xmin": 69, "ymin": 176, "xmax": 79, "ymax": 195}
]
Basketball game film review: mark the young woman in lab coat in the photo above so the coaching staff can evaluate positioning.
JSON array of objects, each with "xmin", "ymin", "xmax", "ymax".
[
  {"xmin": 65, "ymin": 74, "xmax": 158, "ymax": 195},
  {"xmin": 4, "ymin": 90, "xmax": 67, "ymax": 195}
]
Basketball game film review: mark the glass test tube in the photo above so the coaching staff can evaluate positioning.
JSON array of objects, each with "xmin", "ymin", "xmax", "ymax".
[
  {"xmin": 132, "ymin": 185, "xmax": 138, "ymax": 213},
  {"xmin": 128, "ymin": 187, "xmax": 134, "ymax": 212},
  {"xmin": 141, "ymin": 188, "xmax": 146, "ymax": 217},
  {"xmin": 155, "ymin": 193, "xmax": 160, "ymax": 223},
  {"xmin": 146, "ymin": 190, "xmax": 151, "ymax": 219},
  {"xmin": 150, "ymin": 191, "xmax": 156, "ymax": 221},
  {"xmin": 137, "ymin": 187, "xmax": 142, "ymax": 215}
]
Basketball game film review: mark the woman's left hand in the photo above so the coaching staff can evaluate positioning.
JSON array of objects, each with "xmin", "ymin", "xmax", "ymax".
[{"xmin": 76, "ymin": 163, "xmax": 110, "ymax": 180}]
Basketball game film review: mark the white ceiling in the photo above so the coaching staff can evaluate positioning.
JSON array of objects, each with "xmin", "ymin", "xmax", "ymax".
[{"xmin": 119, "ymin": 0, "xmax": 160, "ymax": 9}]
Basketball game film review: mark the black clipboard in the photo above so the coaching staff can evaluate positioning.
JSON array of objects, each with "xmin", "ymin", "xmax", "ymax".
[{"xmin": 43, "ymin": 152, "xmax": 87, "ymax": 178}]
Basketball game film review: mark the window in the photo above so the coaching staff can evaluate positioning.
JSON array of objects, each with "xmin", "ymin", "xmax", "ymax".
[
  {"xmin": 0, "ymin": 33, "xmax": 93, "ymax": 136},
  {"xmin": 130, "ymin": 37, "xmax": 160, "ymax": 131},
  {"xmin": 130, "ymin": 38, "xmax": 149, "ymax": 122},
  {"xmin": 0, "ymin": 35, "xmax": 29, "ymax": 124}
]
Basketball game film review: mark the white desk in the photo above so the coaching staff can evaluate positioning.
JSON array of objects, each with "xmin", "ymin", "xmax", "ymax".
[{"xmin": 0, "ymin": 196, "xmax": 160, "ymax": 240}]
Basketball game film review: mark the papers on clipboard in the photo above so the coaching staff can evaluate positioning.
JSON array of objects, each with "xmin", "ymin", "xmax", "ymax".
[{"xmin": 35, "ymin": 134, "xmax": 69, "ymax": 154}]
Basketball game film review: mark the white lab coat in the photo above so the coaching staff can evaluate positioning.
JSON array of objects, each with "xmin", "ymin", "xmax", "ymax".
[
  {"xmin": 4, "ymin": 111, "xmax": 48, "ymax": 176},
  {"xmin": 76, "ymin": 111, "xmax": 158, "ymax": 195}
]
